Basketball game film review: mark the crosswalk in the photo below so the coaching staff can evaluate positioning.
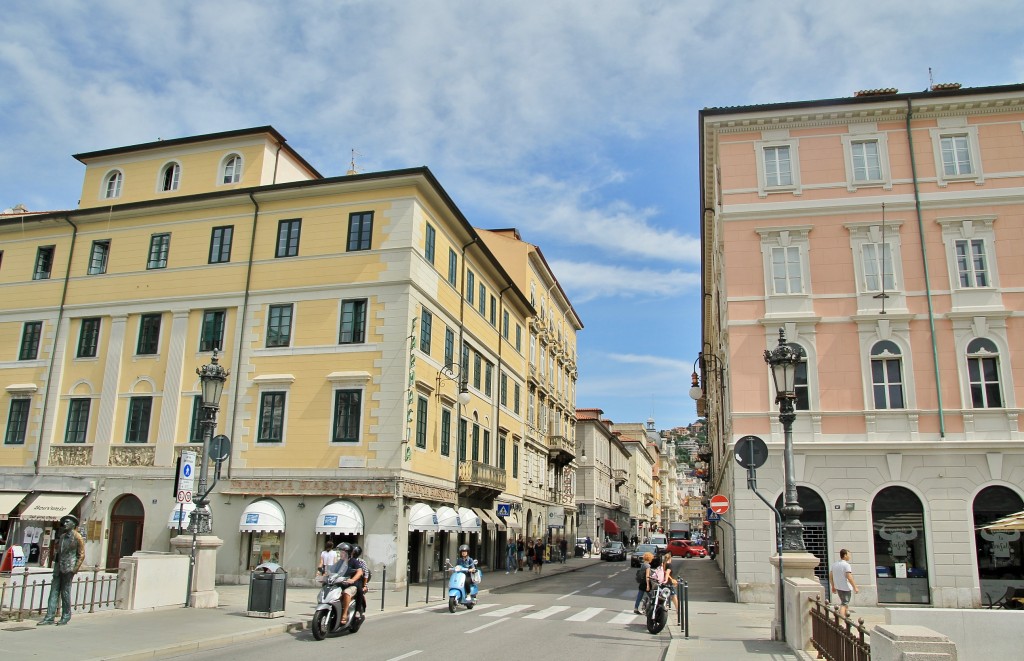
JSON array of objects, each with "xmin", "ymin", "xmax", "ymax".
[{"xmin": 407, "ymin": 599, "xmax": 648, "ymax": 626}]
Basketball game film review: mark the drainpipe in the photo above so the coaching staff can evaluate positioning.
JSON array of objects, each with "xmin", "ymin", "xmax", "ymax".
[
  {"xmin": 35, "ymin": 216, "xmax": 78, "ymax": 475},
  {"xmin": 271, "ymin": 144, "xmax": 283, "ymax": 184},
  {"xmin": 227, "ymin": 193, "xmax": 260, "ymax": 477},
  {"xmin": 454, "ymin": 237, "xmax": 478, "ymax": 500},
  {"xmin": 905, "ymin": 99, "xmax": 945, "ymax": 438}
]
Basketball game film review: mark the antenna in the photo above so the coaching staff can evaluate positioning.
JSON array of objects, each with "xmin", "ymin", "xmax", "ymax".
[
  {"xmin": 872, "ymin": 203, "xmax": 889, "ymax": 314},
  {"xmin": 928, "ymin": 67, "xmax": 934, "ymax": 91},
  {"xmin": 346, "ymin": 149, "xmax": 362, "ymax": 176}
]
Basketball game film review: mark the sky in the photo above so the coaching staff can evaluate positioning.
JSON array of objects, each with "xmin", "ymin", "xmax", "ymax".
[{"xmin": 1, "ymin": 1, "xmax": 1022, "ymax": 430}]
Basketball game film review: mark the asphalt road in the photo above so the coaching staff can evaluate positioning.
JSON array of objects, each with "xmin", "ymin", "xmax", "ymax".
[{"xmin": 166, "ymin": 560, "xmax": 676, "ymax": 661}]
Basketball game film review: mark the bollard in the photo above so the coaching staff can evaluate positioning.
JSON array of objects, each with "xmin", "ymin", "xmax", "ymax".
[
  {"xmin": 380, "ymin": 565, "xmax": 386, "ymax": 612},
  {"xmin": 683, "ymin": 580, "xmax": 689, "ymax": 639},
  {"xmin": 405, "ymin": 566, "xmax": 411, "ymax": 607},
  {"xmin": 426, "ymin": 568, "xmax": 431, "ymax": 604}
]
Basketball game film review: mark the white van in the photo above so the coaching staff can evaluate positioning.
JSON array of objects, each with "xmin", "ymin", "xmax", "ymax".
[{"xmin": 649, "ymin": 534, "xmax": 668, "ymax": 552}]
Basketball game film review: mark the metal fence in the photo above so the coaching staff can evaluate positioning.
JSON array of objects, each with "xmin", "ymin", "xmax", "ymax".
[
  {"xmin": 808, "ymin": 594, "xmax": 870, "ymax": 661},
  {"xmin": 0, "ymin": 567, "xmax": 118, "ymax": 622}
]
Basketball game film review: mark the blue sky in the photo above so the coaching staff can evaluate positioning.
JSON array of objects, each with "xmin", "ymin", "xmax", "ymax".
[{"xmin": 1, "ymin": 1, "xmax": 1022, "ymax": 429}]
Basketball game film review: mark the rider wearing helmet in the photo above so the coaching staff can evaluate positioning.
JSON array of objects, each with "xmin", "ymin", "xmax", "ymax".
[
  {"xmin": 456, "ymin": 544, "xmax": 477, "ymax": 600},
  {"xmin": 335, "ymin": 542, "xmax": 363, "ymax": 626},
  {"xmin": 349, "ymin": 544, "xmax": 370, "ymax": 610}
]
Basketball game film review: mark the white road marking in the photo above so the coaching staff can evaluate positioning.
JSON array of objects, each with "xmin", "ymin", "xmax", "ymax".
[
  {"xmin": 620, "ymin": 590, "xmax": 638, "ymax": 599},
  {"xmin": 608, "ymin": 611, "xmax": 640, "ymax": 624},
  {"xmin": 585, "ymin": 581, "xmax": 601, "ymax": 588},
  {"xmin": 592, "ymin": 587, "xmax": 614, "ymax": 595},
  {"xmin": 565, "ymin": 607, "xmax": 604, "ymax": 622},
  {"xmin": 386, "ymin": 652, "xmax": 422, "ymax": 661},
  {"xmin": 481, "ymin": 604, "xmax": 533, "ymax": 617},
  {"xmin": 452, "ymin": 602, "xmax": 498, "ymax": 616},
  {"xmin": 556, "ymin": 590, "xmax": 580, "ymax": 600},
  {"xmin": 523, "ymin": 606, "xmax": 570, "ymax": 619},
  {"xmin": 465, "ymin": 617, "xmax": 508, "ymax": 633},
  {"xmin": 407, "ymin": 603, "xmax": 450, "ymax": 613}
]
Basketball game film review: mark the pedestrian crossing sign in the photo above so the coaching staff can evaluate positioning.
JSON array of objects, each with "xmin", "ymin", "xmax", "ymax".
[{"xmin": 496, "ymin": 503, "xmax": 511, "ymax": 517}]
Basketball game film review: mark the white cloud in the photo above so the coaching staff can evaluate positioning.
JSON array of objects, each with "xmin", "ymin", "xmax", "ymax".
[
  {"xmin": 546, "ymin": 259, "xmax": 699, "ymax": 302},
  {"xmin": 606, "ymin": 353, "xmax": 691, "ymax": 372}
]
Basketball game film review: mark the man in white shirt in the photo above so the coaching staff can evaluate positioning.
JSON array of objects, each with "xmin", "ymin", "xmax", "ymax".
[{"xmin": 830, "ymin": 548, "xmax": 859, "ymax": 617}]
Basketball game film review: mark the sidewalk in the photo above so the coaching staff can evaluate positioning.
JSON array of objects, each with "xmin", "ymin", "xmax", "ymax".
[{"xmin": 0, "ymin": 554, "xmax": 604, "ymax": 661}]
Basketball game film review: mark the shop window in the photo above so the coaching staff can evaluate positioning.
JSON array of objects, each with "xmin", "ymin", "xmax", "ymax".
[
  {"xmin": 247, "ymin": 532, "xmax": 282, "ymax": 570},
  {"xmin": 872, "ymin": 486, "xmax": 930, "ymax": 604},
  {"xmin": 972, "ymin": 485, "xmax": 1024, "ymax": 601}
]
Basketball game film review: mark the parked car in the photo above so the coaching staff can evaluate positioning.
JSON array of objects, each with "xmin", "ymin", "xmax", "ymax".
[
  {"xmin": 600, "ymin": 541, "xmax": 627, "ymax": 561},
  {"xmin": 666, "ymin": 539, "xmax": 706, "ymax": 558},
  {"xmin": 630, "ymin": 543, "xmax": 659, "ymax": 567}
]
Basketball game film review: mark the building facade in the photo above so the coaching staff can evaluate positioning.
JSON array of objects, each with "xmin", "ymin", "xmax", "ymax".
[
  {"xmin": 699, "ymin": 84, "xmax": 1024, "ymax": 607},
  {"xmin": 574, "ymin": 408, "xmax": 631, "ymax": 544},
  {"xmin": 0, "ymin": 127, "xmax": 546, "ymax": 585}
]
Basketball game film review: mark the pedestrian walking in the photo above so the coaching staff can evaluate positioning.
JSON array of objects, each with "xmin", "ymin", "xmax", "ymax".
[
  {"xmin": 516, "ymin": 535, "xmax": 525, "ymax": 570},
  {"xmin": 505, "ymin": 539, "xmax": 517, "ymax": 574},
  {"xmin": 558, "ymin": 537, "xmax": 568, "ymax": 563},
  {"xmin": 318, "ymin": 541, "xmax": 338, "ymax": 581},
  {"xmin": 830, "ymin": 549, "xmax": 859, "ymax": 618},
  {"xmin": 584, "ymin": 536, "xmax": 592, "ymax": 556},
  {"xmin": 634, "ymin": 551, "xmax": 654, "ymax": 613},
  {"xmin": 525, "ymin": 538, "xmax": 534, "ymax": 570},
  {"xmin": 534, "ymin": 539, "xmax": 544, "ymax": 573}
]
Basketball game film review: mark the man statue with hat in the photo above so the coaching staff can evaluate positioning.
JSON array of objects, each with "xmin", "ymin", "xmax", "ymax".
[{"xmin": 38, "ymin": 514, "xmax": 85, "ymax": 626}]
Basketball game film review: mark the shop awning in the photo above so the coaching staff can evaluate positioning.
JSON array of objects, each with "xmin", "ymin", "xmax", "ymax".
[
  {"xmin": 239, "ymin": 499, "xmax": 286, "ymax": 533},
  {"xmin": 0, "ymin": 491, "xmax": 28, "ymax": 521},
  {"xmin": 20, "ymin": 493, "xmax": 86, "ymax": 521},
  {"xmin": 458, "ymin": 507, "xmax": 481, "ymax": 533},
  {"xmin": 473, "ymin": 507, "xmax": 504, "ymax": 531},
  {"xmin": 408, "ymin": 503, "xmax": 439, "ymax": 532},
  {"xmin": 501, "ymin": 511, "xmax": 522, "ymax": 530},
  {"xmin": 315, "ymin": 500, "xmax": 364, "ymax": 534},
  {"xmin": 435, "ymin": 506, "xmax": 462, "ymax": 532},
  {"xmin": 984, "ymin": 510, "xmax": 1024, "ymax": 531},
  {"xmin": 604, "ymin": 518, "xmax": 621, "ymax": 535},
  {"xmin": 168, "ymin": 502, "xmax": 196, "ymax": 529}
]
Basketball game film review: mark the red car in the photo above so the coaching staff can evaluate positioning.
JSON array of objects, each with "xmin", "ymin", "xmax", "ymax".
[{"xmin": 666, "ymin": 540, "xmax": 707, "ymax": 558}]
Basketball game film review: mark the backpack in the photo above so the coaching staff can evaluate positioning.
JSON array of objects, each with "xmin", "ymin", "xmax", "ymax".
[
  {"xmin": 652, "ymin": 566, "xmax": 665, "ymax": 584},
  {"xmin": 635, "ymin": 563, "xmax": 648, "ymax": 585}
]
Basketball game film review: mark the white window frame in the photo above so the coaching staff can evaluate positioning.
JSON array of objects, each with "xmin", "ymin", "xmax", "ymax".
[
  {"xmin": 937, "ymin": 216, "xmax": 1001, "ymax": 311},
  {"xmin": 326, "ymin": 372, "xmax": 370, "ymax": 446},
  {"xmin": 252, "ymin": 374, "xmax": 295, "ymax": 446},
  {"xmin": 101, "ymin": 170, "xmax": 123, "ymax": 200},
  {"xmin": 757, "ymin": 226, "xmax": 813, "ymax": 319},
  {"xmin": 220, "ymin": 153, "xmax": 243, "ymax": 185},
  {"xmin": 929, "ymin": 121, "xmax": 984, "ymax": 187},
  {"xmin": 841, "ymin": 126, "xmax": 892, "ymax": 191},
  {"xmin": 755, "ymin": 134, "xmax": 801, "ymax": 197},
  {"xmin": 951, "ymin": 317, "xmax": 1016, "ymax": 416},
  {"xmin": 158, "ymin": 161, "xmax": 181, "ymax": 192},
  {"xmin": 845, "ymin": 221, "xmax": 906, "ymax": 314}
]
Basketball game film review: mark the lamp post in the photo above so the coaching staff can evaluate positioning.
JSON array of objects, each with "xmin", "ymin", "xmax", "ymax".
[
  {"xmin": 437, "ymin": 364, "xmax": 472, "ymax": 504},
  {"xmin": 189, "ymin": 349, "xmax": 229, "ymax": 534},
  {"xmin": 763, "ymin": 329, "xmax": 804, "ymax": 552}
]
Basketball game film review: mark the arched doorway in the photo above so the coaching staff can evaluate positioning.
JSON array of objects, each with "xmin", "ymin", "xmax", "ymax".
[
  {"xmin": 525, "ymin": 509, "xmax": 533, "ymax": 540},
  {"xmin": 872, "ymin": 486, "xmax": 929, "ymax": 604},
  {"xmin": 775, "ymin": 486, "xmax": 828, "ymax": 586},
  {"xmin": 107, "ymin": 494, "xmax": 145, "ymax": 570},
  {"xmin": 972, "ymin": 485, "xmax": 1024, "ymax": 601}
]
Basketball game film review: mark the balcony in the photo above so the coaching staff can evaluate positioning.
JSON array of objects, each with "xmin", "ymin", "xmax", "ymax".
[
  {"xmin": 546, "ymin": 434, "xmax": 575, "ymax": 466},
  {"xmin": 458, "ymin": 460, "xmax": 506, "ymax": 500},
  {"xmin": 613, "ymin": 468, "xmax": 627, "ymax": 486}
]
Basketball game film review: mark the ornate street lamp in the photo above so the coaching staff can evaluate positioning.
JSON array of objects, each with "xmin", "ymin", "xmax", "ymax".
[
  {"xmin": 189, "ymin": 349, "xmax": 229, "ymax": 534},
  {"xmin": 763, "ymin": 328, "xmax": 804, "ymax": 552},
  {"xmin": 437, "ymin": 364, "xmax": 472, "ymax": 504}
]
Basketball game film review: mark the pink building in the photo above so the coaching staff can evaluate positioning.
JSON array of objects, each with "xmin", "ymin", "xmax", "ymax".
[{"xmin": 698, "ymin": 83, "xmax": 1024, "ymax": 607}]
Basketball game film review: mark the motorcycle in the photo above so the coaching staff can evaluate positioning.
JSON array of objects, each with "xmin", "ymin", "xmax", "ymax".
[
  {"xmin": 311, "ymin": 566, "xmax": 365, "ymax": 640},
  {"xmin": 645, "ymin": 581, "xmax": 673, "ymax": 634},
  {"xmin": 444, "ymin": 559, "xmax": 482, "ymax": 613}
]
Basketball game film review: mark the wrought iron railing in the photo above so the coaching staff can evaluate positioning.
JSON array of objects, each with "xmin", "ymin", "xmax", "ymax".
[
  {"xmin": 0, "ymin": 566, "xmax": 118, "ymax": 622},
  {"xmin": 808, "ymin": 594, "xmax": 870, "ymax": 661}
]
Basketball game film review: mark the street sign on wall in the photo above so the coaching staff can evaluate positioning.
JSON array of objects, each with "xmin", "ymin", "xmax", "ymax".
[
  {"xmin": 179, "ymin": 451, "xmax": 197, "ymax": 492},
  {"xmin": 709, "ymin": 494, "xmax": 730, "ymax": 515}
]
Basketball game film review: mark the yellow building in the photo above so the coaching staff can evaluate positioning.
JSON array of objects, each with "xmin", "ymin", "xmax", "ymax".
[{"xmin": 0, "ymin": 127, "xmax": 534, "ymax": 585}]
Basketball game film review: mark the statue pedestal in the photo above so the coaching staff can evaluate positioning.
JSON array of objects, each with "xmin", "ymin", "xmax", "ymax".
[
  {"xmin": 769, "ymin": 551, "xmax": 820, "ymax": 644},
  {"xmin": 171, "ymin": 534, "xmax": 224, "ymax": 608}
]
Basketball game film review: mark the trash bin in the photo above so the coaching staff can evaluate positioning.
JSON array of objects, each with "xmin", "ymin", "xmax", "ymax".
[{"xmin": 247, "ymin": 562, "xmax": 287, "ymax": 617}]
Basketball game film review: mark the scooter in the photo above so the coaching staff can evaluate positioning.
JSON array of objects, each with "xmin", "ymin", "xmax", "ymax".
[
  {"xmin": 311, "ymin": 566, "xmax": 365, "ymax": 640},
  {"xmin": 445, "ymin": 559, "xmax": 482, "ymax": 612}
]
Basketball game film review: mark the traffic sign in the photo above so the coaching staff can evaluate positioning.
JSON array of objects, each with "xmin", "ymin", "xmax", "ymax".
[
  {"xmin": 709, "ymin": 494, "xmax": 730, "ymax": 515},
  {"xmin": 496, "ymin": 503, "xmax": 511, "ymax": 517},
  {"xmin": 735, "ymin": 435, "xmax": 768, "ymax": 469},
  {"xmin": 707, "ymin": 512, "xmax": 721, "ymax": 522},
  {"xmin": 209, "ymin": 435, "xmax": 231, "ymax": 462},
  {"xmin": 176, "ymin": 489, "xmax": 193, "ymax": 503},
  {"xmin": 179, "ymin": 451, "xmax": 197, "ymax": 492}
]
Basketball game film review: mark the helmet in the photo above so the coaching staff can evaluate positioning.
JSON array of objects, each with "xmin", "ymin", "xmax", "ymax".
[
  {"xmin": 458, "ymin": 544, "xmax": 470, "ymax": 554},
  {"xmin": 350, "ymin": 544, "xmax": 362, "ymax": 559},
  {"xmin": 337, "ymin": 542, "xmax": 352, "ymax": 556}
]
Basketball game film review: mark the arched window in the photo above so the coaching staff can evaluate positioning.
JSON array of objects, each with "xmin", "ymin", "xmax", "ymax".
[
  {"xmin": 103, "ymin": 170, "xmax": 123, "ymax": 199},
  {"xmin": 160, "ymin": 162, "xmax": 180, "ymax": 191},
  {"xmin": 967, "ymin": 338, "xmax": 1002, "ymax": 408},
  {"xmin": 871, "ymin": 340, "xmax": 904, "ymax": 409},
  {"xmin": 775, "ymin": 487, "xmax": 829, "ymax": 584},
  {"xmin": 222, "ymin": 154, "xmax": 242, "ymax": 184},
  {"xmin": 788, "ymin": 343, "xmax": 810, "ymax": 410},
  {"xmin": 972, "ymin": 486, "xmax": 1023, "ymax": 601},
  {"xmin": 872, "ymin": 486, "xmax": 929, "ymax": 604}
]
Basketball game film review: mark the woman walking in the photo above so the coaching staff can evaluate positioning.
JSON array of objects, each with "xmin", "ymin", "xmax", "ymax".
[
  {"xmin": 506, "ymin": 538, "xmax": 517, "ymax": 574},
  {"xmin": 534, "ymin": 539, "xmax": 545, "ymax": 573},
  {"xmin": 516, "ymin": 535, "xmax": 525, "ymax": 571}
]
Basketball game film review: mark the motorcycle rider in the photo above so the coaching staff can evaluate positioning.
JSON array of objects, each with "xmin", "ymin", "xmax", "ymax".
[
  {"xmin": 455, "ymin": 544, "xmax": 477, "ymax": 601},
  {"xmin": 335, "ymin": 542, "xmax": 364, "ymax": 626},
  {"xmin": 349, "ymin": 544, "xmax": 370, "ymax": 611}
]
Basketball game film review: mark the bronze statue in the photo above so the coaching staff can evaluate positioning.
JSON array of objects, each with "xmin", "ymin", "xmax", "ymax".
[{"xmin": 37, "ymin": 514, "xmax": 85, "ymax": 626}]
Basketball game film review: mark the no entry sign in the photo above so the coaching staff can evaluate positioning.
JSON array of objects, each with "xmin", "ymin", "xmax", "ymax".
[{"xmin": 709, "ymin": 494, "xmax": 730, "ymax": 515}]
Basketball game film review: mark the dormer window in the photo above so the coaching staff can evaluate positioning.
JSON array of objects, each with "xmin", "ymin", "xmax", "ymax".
[
  {"xmin": 103, "ymin": 170, "xmax": 123, "ymax": 199},
  {"xmin": 160, "ymin": 162, "xmax": 181, "ymax": 191},
  {"xmin": 222, "ymin": 154, "xmax": 242, "ymax": 184}
]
